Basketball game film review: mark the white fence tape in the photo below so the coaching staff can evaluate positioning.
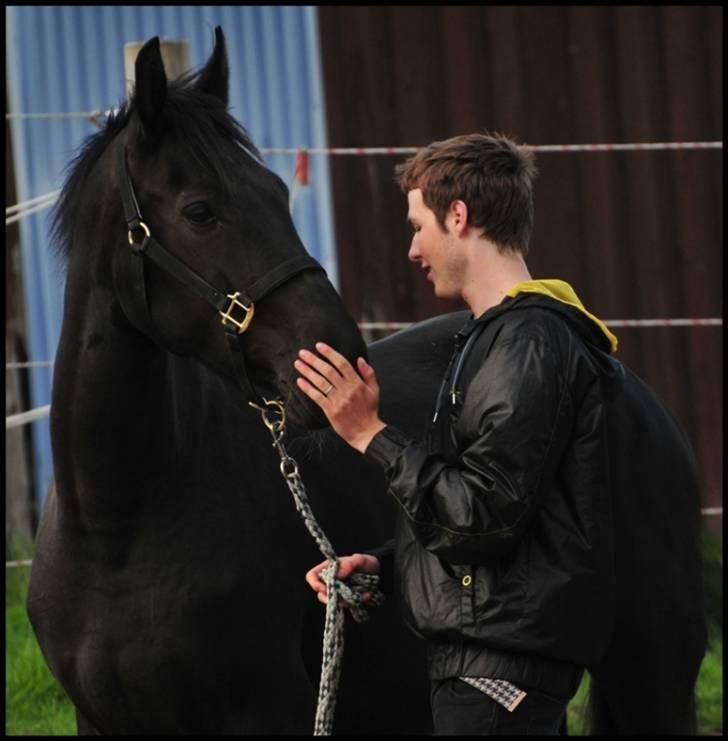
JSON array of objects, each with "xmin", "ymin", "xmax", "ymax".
[{"xmin": 6, "ymin": 404, "xmax": 51, "ymax": 430}]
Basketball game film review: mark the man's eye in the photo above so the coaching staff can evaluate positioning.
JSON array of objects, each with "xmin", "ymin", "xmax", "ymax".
[{"xmin": 182, "ymin": 203, "xmax": 216, "ymax": 224}]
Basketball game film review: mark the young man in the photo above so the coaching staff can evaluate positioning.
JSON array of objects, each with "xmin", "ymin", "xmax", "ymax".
[{"xmin": 294, "ymin": 133, "xmax": 619, "ymax": 735}]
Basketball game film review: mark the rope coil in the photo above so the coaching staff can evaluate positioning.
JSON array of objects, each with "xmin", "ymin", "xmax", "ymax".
[{"xmin": 249, "ymin": 398, "xmax": 384, "ymax": 735}]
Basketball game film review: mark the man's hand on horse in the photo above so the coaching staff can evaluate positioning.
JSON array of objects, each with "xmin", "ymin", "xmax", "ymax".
[{"xmin": 294, "ymin": 342, "xmax": 386, "ymax": 453}]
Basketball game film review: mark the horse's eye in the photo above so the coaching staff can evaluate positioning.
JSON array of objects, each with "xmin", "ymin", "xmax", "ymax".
[{"xmin": 182, "ymin": 202, "xmax": 216, "ymax": 225}]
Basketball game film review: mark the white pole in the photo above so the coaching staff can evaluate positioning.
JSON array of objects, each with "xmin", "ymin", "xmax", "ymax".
[{"xmin": 6, "ymin": 404, "xmax": 51, "ymax": 429}]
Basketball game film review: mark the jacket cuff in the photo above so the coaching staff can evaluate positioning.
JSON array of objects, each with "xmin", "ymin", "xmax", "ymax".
[
  {"xmin": 364, "ymin": 539, "xmax": 395, "ymax": 595},
  {"xmin": 364, "ymin": 424, "xmax": 412, "ymax": 471}
]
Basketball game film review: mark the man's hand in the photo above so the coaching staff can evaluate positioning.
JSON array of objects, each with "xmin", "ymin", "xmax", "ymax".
[
  {"xmin": 294, "ymin": 342, "xmax": 386, "ymax": 453},
  {"xmin": 305, "ymin": 553, "xmax": 381, "ymax": 605}
]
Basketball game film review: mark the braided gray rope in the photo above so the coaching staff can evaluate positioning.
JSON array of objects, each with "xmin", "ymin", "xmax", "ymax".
[{"xmin": 250, "ymin": 399, "xmax": 385, "ymax": 736}]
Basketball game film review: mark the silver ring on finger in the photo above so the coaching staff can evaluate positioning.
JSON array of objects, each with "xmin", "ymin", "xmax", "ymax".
[{"xmin": 324, "ymin": 383, "xmax": 334, "ymax": 395}]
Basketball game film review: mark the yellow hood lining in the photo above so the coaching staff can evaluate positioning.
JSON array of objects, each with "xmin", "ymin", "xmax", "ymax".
[{"xmin": 506, "ymin": 279, "xmax": 618, "ymax": 352}]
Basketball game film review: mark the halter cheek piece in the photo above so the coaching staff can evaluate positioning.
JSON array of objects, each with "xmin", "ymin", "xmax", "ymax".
[{"xmin": 115, "ymin": 141, "xmax": 324, "ymax": 402}]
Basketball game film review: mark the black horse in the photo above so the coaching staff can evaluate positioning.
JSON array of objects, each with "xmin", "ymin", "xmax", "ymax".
[
  {"xmin": 28, "ymin": 28, "xmax": 431, "ymax": 735},
  {"xmin": 28, "ymin": 26, "xmax": 705, "ymax": 736}
]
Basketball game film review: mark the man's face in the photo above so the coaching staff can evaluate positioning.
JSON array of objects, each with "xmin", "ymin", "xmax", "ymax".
[{"xmin": 406, "ymin": 189, "xmax": 466, "ymax": 300}]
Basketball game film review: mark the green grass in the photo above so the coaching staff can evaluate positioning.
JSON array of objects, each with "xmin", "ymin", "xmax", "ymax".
[
  {"xmin": 5, "ymin": 534, "xmax": 723, "ymax": 735},
  {"xmin": 566, "ymin": 671, "xmax": 591, "ymax": 734},
  {"xmin": 696, "ymin": 629, "xmax": 723, "ymax": 734},
  {"xmin": 5, "ymin": 551, "xmax": 76, "ymax": 736},
  {"xmin": 565, "ymin": 530, "xmax": 724, "ymax": 735},
  {"xmin": 564, "ymin": 638, "xmax": 724, "ymax": 735},
  {"xmin": 697, "ymin": 529, "xmax": 724, "ymax": 735}
]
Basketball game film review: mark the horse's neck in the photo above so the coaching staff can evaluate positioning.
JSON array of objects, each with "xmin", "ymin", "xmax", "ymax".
[{"xmin": 50, "ymin": 272, "xmax": 198, "ymax": 509}]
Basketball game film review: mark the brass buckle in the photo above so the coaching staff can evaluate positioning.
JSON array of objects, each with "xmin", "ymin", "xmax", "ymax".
[{"xmin": 220, "ymin": 292, "xmax": 255, "ymax": 334}]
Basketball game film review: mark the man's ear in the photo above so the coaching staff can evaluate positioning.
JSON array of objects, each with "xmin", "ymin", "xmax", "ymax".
[{"xmin": 449, "ymin": 200, "xmax": 469, "ymax": 235}]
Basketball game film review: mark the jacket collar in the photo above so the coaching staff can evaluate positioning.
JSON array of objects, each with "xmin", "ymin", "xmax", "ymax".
[{"xmin": 457, "ymin": 288, "xmax": 616, "ymax": 356}]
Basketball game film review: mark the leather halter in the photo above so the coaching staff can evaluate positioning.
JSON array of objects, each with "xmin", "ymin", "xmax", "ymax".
[{"xmin": 114, "ymin": 140, "xmax": 325, "ymax": 402}]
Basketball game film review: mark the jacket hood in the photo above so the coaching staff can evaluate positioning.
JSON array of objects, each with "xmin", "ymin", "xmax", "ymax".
[{"xmin": 505, "ymin": 279, "xmax": 619, "ymax": 353}]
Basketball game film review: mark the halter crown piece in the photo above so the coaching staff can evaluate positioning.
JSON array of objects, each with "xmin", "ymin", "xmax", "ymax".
[{"xmin": 115, "ymin": 140, "xmax": 324, "ymax": 403}]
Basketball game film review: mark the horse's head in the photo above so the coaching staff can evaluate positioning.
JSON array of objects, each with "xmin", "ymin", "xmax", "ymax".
[{"xmin": 58, "ymin": 27, "xmax": 365, "ymax": 429}]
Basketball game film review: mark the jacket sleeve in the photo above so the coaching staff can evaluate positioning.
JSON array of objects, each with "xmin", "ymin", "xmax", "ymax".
[
  {"xmin": 365, "ymin": 334, "xmax": 573, "ymax": 566},
  {"xmin": 363, "ymin": 539, "xmax": 395, "ymax": 594}
]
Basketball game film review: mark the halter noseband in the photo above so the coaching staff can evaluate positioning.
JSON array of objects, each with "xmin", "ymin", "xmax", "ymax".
[{"xmin": 115, "ymin": 140, "xmax": 324, "ymax": 401}]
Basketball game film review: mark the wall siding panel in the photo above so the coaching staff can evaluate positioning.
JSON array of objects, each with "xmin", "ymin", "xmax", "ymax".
[{"xmin": 317, "ymin": 6, "xmax": 722, "ymax": 517}]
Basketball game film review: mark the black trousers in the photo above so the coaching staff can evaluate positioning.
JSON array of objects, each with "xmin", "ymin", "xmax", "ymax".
[{"xmin": 430, "ymin": 678, "xmax": 568, "ymax": 736}]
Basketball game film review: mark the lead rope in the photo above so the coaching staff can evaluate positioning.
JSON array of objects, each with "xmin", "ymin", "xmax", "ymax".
[{"xmin": 249, "ymin": 399, "xmax": 385, "ymax": 736}]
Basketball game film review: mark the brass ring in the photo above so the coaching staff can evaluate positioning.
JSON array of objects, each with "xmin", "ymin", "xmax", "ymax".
[{"xmin": 127, "ymin": 221, "xmax": 151, "ymax": 246}]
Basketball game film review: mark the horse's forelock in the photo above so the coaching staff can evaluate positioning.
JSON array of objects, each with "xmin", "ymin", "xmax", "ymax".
[
  {"xmin": 161, "ymin": 84, "xmax": 263, "ymax": 199},
  {"xmin": 52, "ymin": 76, "xmax": 263, "ymax": 263}
]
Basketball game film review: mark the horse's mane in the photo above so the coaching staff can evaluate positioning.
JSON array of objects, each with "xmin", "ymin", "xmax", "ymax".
[{"xmin": 51, "ymin": 68, "xmax": 262, "ymax": 262}]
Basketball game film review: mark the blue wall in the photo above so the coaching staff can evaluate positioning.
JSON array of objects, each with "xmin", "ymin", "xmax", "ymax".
[{"xmin": 5, "ymin": 5, "xmax": 336, "ymax": 511}]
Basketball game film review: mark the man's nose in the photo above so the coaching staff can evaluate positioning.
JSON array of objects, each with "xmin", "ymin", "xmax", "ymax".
[{"xmin": 408, "ymin": 240, "xmax": 420, "ymax": 263}]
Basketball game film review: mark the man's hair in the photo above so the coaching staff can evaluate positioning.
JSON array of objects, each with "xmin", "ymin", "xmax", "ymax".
[{"xmin": 394, "ymin": 132, "xmax": 538, "ymax": 255}]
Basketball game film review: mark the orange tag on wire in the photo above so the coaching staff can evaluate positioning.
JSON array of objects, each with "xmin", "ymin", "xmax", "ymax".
[{"xmin": 294, "ymin": 149, "xmax": 309, "ymax": 186}]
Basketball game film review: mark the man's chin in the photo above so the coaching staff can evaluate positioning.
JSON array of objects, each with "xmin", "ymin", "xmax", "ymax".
[{"xmin": 433, "ymin": 285, "xmax": 455, "ymax": 300}]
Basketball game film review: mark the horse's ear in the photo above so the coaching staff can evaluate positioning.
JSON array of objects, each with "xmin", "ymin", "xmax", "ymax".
[
  {"xmin": 196, "ymin": 26, "xmax": 229, "ymax": 105},
  {"xmin": 134, "ymin": 36, "xmax": 167, "ymax": 142}
]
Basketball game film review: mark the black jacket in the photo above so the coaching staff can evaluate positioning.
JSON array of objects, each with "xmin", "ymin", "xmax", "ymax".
[{"xmin": 365, "ymin": 291, "xmax": 623, "ymax": 697}]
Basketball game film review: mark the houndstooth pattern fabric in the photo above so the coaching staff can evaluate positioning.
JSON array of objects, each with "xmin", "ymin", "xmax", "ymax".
[{"xmin": 459, "ymin": 676, "xmax": 528, "ymax": 712}]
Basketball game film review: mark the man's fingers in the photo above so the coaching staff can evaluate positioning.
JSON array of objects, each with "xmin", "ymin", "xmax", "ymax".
[
  {"xmin": 306, "ymin": 573, "xmax": 327, "ymax": 592},
  {"xmin": 296, "ymin": 377, "xmax": 331, "ymax": 408},
  {"xmin": 307, "ymin": 556, "xmax": 377, "ymax": 608},
  {"xmin": 306, "ymin": 561, "xmax": 332, "ymax": 588},
  {"xmin": 315, "ymin": 342, "xmax": 357, "ymax": 382},
  {"xmin": 297, "ymin": 347, "xmax": 344, "ymax": 382},
  {"xmin": 356, "ymin": 357, "xmax": 378, "ymax": 388},
  {"xmin": 294, "ymin": 358, "xmax": 336, "ymax": 398}
]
